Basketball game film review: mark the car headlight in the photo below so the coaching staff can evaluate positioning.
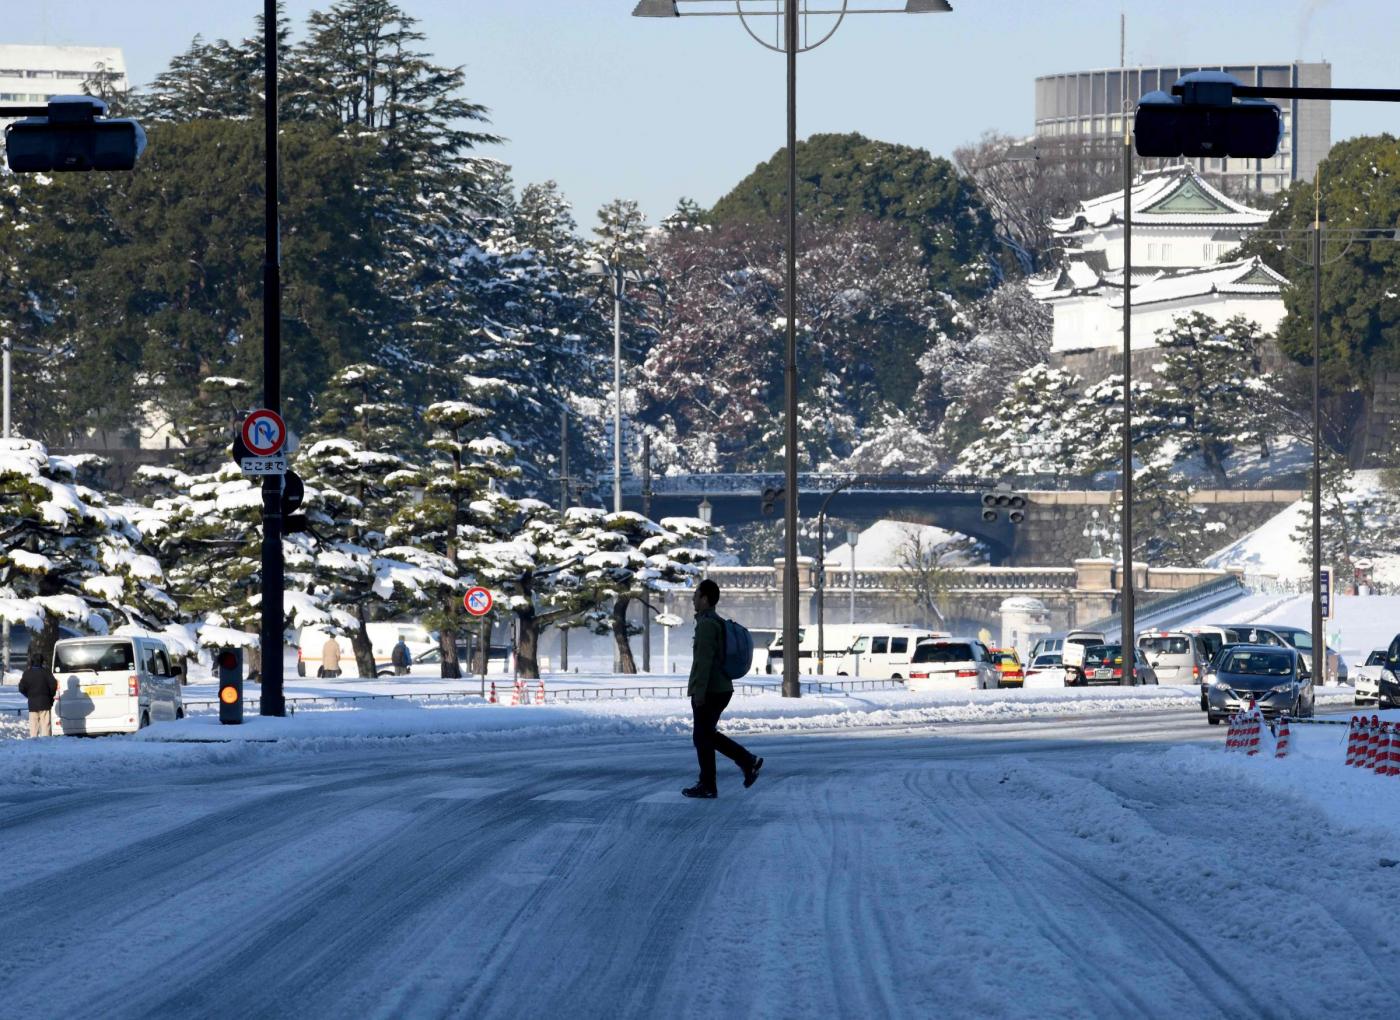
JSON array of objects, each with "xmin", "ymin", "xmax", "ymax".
[
  {"xmin": 1212, "ymin": 679, "xmax": 1232, "ymax": 691},
  {"xmin": 1269, "ymin": 683, "xmax": 1295, "ymax": 696}
]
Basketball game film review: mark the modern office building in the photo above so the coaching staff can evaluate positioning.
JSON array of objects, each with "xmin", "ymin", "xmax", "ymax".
[
  {"xmin": 0, "ymin": 43, "xmax": 127, "ymax": 106},
  {"xmin": 1034, "ymin": 61, "xmax": 1331, "ymax": 196}
]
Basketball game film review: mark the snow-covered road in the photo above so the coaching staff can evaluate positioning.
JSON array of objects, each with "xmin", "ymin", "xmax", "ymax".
[{"xmin": 2, "ymin": 710, "xmax": 1398, "ymax": 1019}]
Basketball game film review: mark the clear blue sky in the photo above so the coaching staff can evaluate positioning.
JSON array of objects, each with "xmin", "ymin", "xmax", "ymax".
[{"xmin": 10, "ymin": 1, "xmax": 1400, "ymax": 228}]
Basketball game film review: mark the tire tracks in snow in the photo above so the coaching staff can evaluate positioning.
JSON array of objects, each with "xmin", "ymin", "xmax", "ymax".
[{"xmin": 931, "ymin": 768, "xmax": 1276, "ymax": 1020}]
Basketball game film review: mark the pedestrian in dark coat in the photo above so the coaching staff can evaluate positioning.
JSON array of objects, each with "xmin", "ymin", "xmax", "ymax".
[
  {"xmin": 392, "ymin": 637, "xmax": 412, "ymax": 676},
  {"xmin": 683, "ymin": 579, "xmax": 763, "ymax": 798},
  {"xmin": 18, "ymin": 653, "xmax": 58, "ymax": 738}
]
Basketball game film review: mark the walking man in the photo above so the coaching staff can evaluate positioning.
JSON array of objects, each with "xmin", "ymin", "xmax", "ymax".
[
  {"xmin": 683, "ymin": 579, "xmax": 763, "ymax": 799},
  {"xmin": 18, "ymin": 652, "xmax": 58, "ymax": 738},
  {"xmin": 392, "ymin": 637, "xmax": 412, "ymax": 676},
  {"xmin": 320, "ymin": 635, "xmax": 342, "ymax": 679}
]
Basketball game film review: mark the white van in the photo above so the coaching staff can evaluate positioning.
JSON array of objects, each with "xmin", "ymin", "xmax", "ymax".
[
  {"xmin": 765, "ymin": 624, "xmax": 865, "ymax": 676},
  {"xmin": 833, "ymin": 627, "xmax": 951, "ymax": 680},
  {"xmin": 52, "ymin": 635, "xmax": 184, "ymax": 736},
  {"xmin": 297, "ymin": 621, "xmax": 436, "ymax": 677}
]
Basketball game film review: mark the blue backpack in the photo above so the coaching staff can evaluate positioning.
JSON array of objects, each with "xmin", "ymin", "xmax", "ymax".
[{"xmin": 720, "ymin": 617, "xmax": 754, "ymax": 680}]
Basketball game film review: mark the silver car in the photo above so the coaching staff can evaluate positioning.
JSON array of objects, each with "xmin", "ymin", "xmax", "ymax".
[
  {"xmin": 1137, "ymin": 631, "xmax": 1206, "ymax": 686},
  {"xmin": 1205, "ymin": 645, "xmax": 1315, "ymax": 725}
]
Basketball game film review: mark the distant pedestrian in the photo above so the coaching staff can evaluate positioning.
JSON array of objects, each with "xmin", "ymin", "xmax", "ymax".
[
  {"xmin": 392, "ymin": 637, "xmax": 412, "ymax": 676},
  {"xmin": 683, "ymin": 579, "xmax": 763, "ymax": 799},
  {"xmin": 18, "ymin": 653, "xmax": 58, "ymax": 738},
  {"xmin": 320, "ymin": 635, "xmax": 343, "ymax": 679}
]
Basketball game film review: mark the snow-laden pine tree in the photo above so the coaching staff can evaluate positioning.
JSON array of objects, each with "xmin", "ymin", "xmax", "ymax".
[
  {"xmin": 384, "ymin": 394, "xmax": 519, "ymax": 677},
  {"xmin": 0, "ymin": 439, "xmax": 178, "ymax": 666},
  {"xmin": 565, "ymin": 510, "xmax": 712, "ymax": 674},
  {"xmin": 294, "ymin": 364, "xmax": 446, "ymax": 677}
]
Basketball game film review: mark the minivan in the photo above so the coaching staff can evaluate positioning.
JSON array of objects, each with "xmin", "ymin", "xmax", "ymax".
[
  {"xmin": 832, "ymin": 627, "xmax": 950, "ymax": 680},
  {"xmin": 1137, "ymin": 631, "xmax": 1206, "ymax": 686},
  {"xmin": 52, "ymin": 635, "xmax": 184, "ymax": 736}
]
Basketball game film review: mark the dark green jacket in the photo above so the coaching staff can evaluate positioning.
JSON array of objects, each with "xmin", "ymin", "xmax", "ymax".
[{"xmin": 688, "ymin": 610, "xmax": 732, "ymax": 698}]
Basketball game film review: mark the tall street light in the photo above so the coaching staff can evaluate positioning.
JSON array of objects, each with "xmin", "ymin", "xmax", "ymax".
[
  {"xmin": 815, "ymin": 475, "xmax": 861, "ymax": 675},
  {"xmin": 632, "ymin": 0, "xmax": 952, "ymax": 698}
]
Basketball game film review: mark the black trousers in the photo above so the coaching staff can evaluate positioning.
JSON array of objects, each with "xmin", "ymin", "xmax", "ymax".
[{"xmin": 692, "ymin": 690, "xmax": 752, "ymax": 789}]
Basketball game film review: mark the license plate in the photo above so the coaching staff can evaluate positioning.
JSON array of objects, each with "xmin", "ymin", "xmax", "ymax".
[
  {"xmin": 82, "ymin": 685, "xmax": 107, "ymax": 697},
  {"xmin": 1094, "ymin": 669, "xmax": 1110, "ymax": 679}
]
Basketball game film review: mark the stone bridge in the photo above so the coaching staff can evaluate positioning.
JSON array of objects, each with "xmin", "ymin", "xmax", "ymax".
[{"xmin": 622, "ymin": 474, "xmax": 1303, "ymax": 567}]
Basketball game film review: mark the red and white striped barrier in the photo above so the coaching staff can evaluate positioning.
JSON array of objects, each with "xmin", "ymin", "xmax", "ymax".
[
  {"xmin": 535, "ymin": 679, "xmax": 545, "ymax": 704},
  {"xmin": 1386, "ymin": 728, "xmax": 1400, "ymax": 777},
  {"xmin": 1364, "ymin": 715, "xmax": 1383, "ymax": 770},
  {"xmin": 1226, "ymin": 713, "xmax": 1240, "ymax": 752},
  {"xmin": 509, "ymin": 679, "xmax": 525, "ymax": 706},
  {"xmin": 488, "ymin": 681, "xmax": 497, "ymax": 705},
  {"xmin": 1345, "ymin": 716, "xmax": 1365, "ymax": 767},
  {"xmin": 1245, "ymin": 709, "xmax": 1263, "ymax": 757},
  {"xmin": 1373, "ymin": 723, "xmax": 1393, "ymax": 775},
  {"xmin": 1274, "ymin": 716, "xmax": 1291, "ymax": 759}
]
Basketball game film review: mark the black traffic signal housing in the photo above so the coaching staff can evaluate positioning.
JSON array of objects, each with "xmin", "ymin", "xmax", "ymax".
[
  {"xmin": 761, "ymin": 486, "xmax": 785, "ymax": 516},
  {"xmin": 1135, "ymin": 73, "xmax": 1282, "ymax": 160},
  {"xmin": 217, "ymin": 647, "xmax": 243, "ymax": 725},
  {"xmin": 981, "ymin": 491, "xmax": 1028, "ymax": 525},
  {"xmin": 5, "ymin": 96, "xmax": 147, "ymax": 172}
]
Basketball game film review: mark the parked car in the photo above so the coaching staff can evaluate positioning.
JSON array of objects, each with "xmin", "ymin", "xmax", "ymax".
[
  {"xmin": 1378, "ymin": 634, "xmax": 1400, "ymax": 709},
  {"xmin": 829, "ymin": 626, "xmax": 949, "ymax": 680},
  {"xmin": 906, "ymin": 638, "xmax": 1000, "ymax": 691},
  {"xmin": 1205, "ymin": 644, "xmax": 1314, "ymax": 725},
  {"xmin": 1024, "ymin": 652, "xmax": 1065, "ymax": 686},
  {"xmin": 1031, "ymin": 630, "xmax": 1106, "ymax": 663},
  {"xmin": 51, "ymin": 634, "xmax": 184, "ymax": 736},
  {"xmin": 1065, "ymin": 644, "xmax": 1157, "ymax": 686},
  {"xmin": 1136, "ymin": 631, "xmax": 1207, "ymax": 686},
  {"xmin": 4, "ymin": 623, "xmax": 81, "ymax": 671},
  {"xmin": 1256, "ymin": 623, "xmax": 1345, "ymax": 685},
  {"xmin": 1353, "ymin": 649, "xmax": 1386, "ymax": 705},
  {"xmin": 988, "ymin": 648, "xmax": 1025, "ymax": 688}
]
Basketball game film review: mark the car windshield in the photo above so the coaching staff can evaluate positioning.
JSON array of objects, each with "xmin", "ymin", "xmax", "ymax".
[
  {"xmin": 1032, "ymin": 654, "xmax": 1062, "ymax": 667},
  {"xmin": 1368, "ymin": 651, "xmax": 1386, "ymax": 667},
  {"xmin": 1140, "ymin": 636, "xmax": 1189, "ymax": 655},
  {"xmin": 1283, "ymin": 630, "xmax": 1313, "ymax": 652},
  {"xmin": 1222, "ymin": 650, "xmax": 1294, "ymax": 676},
  {"xmin": 1083, "ymin": 645, "xmax": 1122, "ymax": 668},
  {"xmin": 912, "ymin": 643, "xmax": 975, "ymax": 664},
  {"xmin": 992, "ymin": 652, "xmax": 1016, "ymax": 665},
  {"xmin": 54, "ymin": 641, "xmax": 135, "ymax": 673}
]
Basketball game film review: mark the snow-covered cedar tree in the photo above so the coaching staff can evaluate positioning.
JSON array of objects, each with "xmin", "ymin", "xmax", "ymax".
[
  {"xmin": 293, "ymin": 364, "xmax": 445, "ymax": 678},
  {"xmin": 384, "ymin": 396, "xmax": 519, "ymax": 678},
  {"xmin": 565, "ymin": 510, "xmax": 712, "ymax": 674},
  {"xmin": 1290, "ymin": 451, "xmax": 1393, "ymax": 584},
  {"xmin": 0, "ymin": 439, "xmax": 177, "ymax": 667}
]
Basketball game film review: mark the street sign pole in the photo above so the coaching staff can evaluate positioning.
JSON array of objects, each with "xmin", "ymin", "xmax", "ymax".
[{"xmin": 260, "ymin": 0, "xmax": 285, "ymax": 717}]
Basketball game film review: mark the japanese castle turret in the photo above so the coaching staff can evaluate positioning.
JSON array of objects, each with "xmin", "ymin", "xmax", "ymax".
[{"xmin": 1029, "ymin": 164, "xmax": 1287, "ymax": 378}]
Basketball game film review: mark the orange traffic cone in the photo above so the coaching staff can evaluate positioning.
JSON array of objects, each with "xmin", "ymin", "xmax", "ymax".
[{"xmin": 1274, "ymin": 716, "xmax": 1291, "ymax": 759}]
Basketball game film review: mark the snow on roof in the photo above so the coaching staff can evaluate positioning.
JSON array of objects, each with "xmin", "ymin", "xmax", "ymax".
[
  {"xmin": 1106, "ymin": 257, "xmax": 1288, "ymax": 309},
  {"xmin": 1049, "ymin": 164, "xmax": 1270, "ymax": 233}
]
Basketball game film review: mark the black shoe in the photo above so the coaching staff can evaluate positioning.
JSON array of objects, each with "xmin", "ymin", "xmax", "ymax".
[
  {"xmin": 682, "ymin": 783, "xmax": 717, "ymax": 799},
  {"xmin": 743, "ymin": 757, "xmax": 764, "ymax": 789}
]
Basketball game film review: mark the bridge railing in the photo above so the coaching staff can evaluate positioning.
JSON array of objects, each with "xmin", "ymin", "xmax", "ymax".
[{"xmin": 707, "ymin": 565, "xmax": 1078, "ymax": 593}]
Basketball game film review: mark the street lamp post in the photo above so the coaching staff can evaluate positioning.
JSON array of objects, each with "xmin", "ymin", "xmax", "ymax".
[
  {"xmin": 1119, "ymin": 99, "xmax": 1136, "ymax": 683},
  {"xmin": 612, "ymin": 260, "xmax": 625, "ymax": 515},
  {"xmin": 633, "ymin": 0, "xmax": 952, "ymax": 699},
  {"xmin": 698, "ymin": 497, "xmax": 713, "ymax": 576},
  {"xmin": 847, "ymin": 527, "xmax": 859, "ymax": 627},
  {"xmin": 815, "ymin": 476, "xmax": 861, "ymax": 676}
]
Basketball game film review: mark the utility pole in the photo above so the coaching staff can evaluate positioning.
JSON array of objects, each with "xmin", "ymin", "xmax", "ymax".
[
  {"xmin": 1119, "ymin": 96, "xmax": 1136, "ymax": 682},
  {"xmin": 1, "ymin": 337, "xmax": 9, "ymax": 681},
  {"xmin": 259, "ymin": 0, "xmax": 286, "ymax": 715},
  {"xmin": 1312, "ymin": 177, "xmax": 1324, "ymax": 684},
  {"xmin": 559, "ymin": 409, "xmax": 570, "ymax": 673},
  {"xmin": 642, "ymin": 431, "xmax": 652, "ymax": 673}
]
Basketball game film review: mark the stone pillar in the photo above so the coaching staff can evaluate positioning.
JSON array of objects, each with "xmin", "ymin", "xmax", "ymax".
[
  {"xmin": 1000, "ymin": 596, "xmax": 1050, "ymax": 661},
  {"xmin": 774, "ymin": 557, "xmax": 817, "ymax": 626},
  {"xmin": 1072, "ymin": 558, "xmax": 1116, "ymax": 627}
]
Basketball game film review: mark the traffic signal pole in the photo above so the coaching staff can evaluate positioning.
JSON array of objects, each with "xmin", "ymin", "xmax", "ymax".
[
  {"xmin": 260, "ymin": 0, "xmax": 286, "ymax": 716},
  {"xmin": 1120, "ymin": 105, "xmax": 1135, "ymax": 683}
]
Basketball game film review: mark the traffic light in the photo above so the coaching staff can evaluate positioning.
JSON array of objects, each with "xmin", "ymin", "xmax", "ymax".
[
  {"xmin": 5, "ymin": 96, "xmax": 147, "ymax": 173},
  {"xmin": 217, "ymin": 647, "xmax": 243, "ymax": 725},
  {"xmin": 761, "ymin": 486, "xmax": 785, "ymax": 516},
  {"xmin": 981, "ymin": 490, "xmax": 1028, "ymax": 524},
  {"xmin": 1134, "ymin": 74, "xmax": 1282, "ymax": 160}
]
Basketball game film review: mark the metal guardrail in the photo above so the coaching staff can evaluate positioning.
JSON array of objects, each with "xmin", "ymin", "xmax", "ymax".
[{"xmin": 1083, "ymin": 574, "xmax": 1246, "ymax": 637}]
